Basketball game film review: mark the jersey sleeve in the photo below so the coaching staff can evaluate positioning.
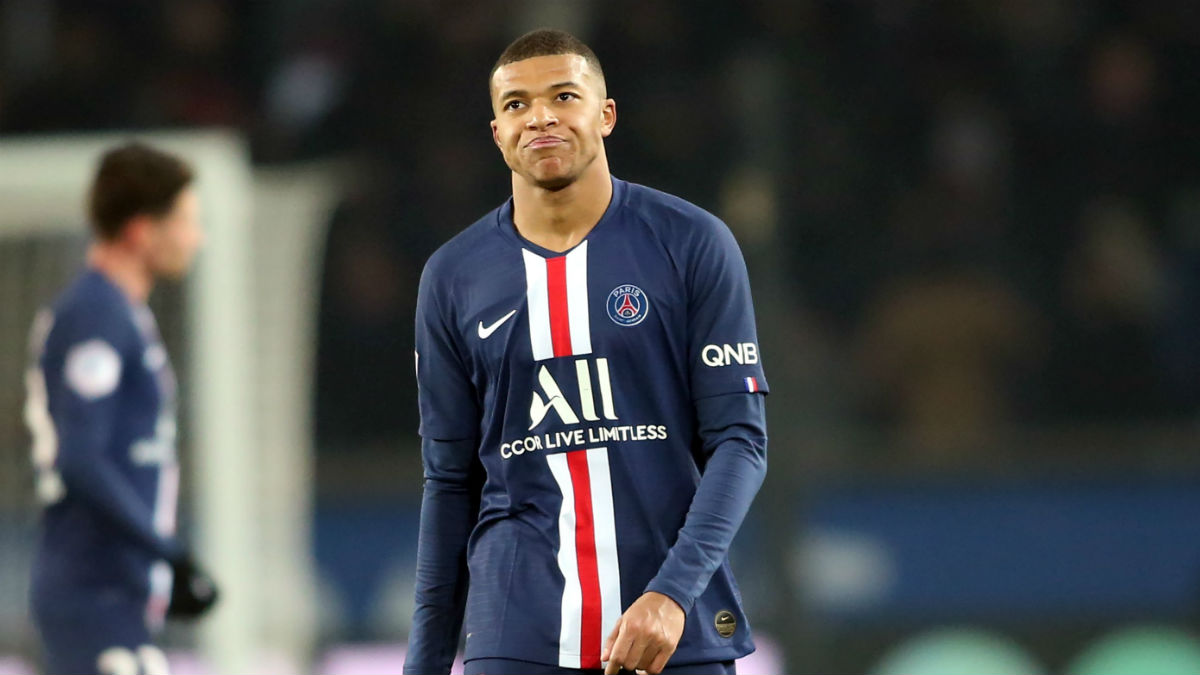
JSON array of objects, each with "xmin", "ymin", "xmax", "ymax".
[
  {"xmin": 408, "ymin": 260, "xmax": 483, "ymax": 673},
  {"xmin": 41, "ymin": 314, "xmax": 181, "ymax": 561},
  {"xmin": 415, "ymin": 260, "xmax": 480, "ymax": 441},
  {"xmin": 405, "ymin": 438, "xmax": 482, "ymax": 675},
  {"xmin": 685, "ymin": 215, "xmax": 769, "ymax": 400},
  {"xmin": 645, "ymin": 392, "xmax": 767, "ymax": 613}
]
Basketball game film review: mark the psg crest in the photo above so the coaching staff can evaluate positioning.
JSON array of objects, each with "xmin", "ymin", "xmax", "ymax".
[{"xmin": 607, "ymin": 284, "xmax": 649, "ymax": 326}]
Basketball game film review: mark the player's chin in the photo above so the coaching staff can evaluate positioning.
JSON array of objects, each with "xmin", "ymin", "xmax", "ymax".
[
  {"xmin": 154, "ymin": 260, "xmax": 193, "ymax": 281},
  {"xmin": 526, "ymin": 165, "xmax": 578, "ymax": 191},
  {"xmin": 532, "ymin": 174, "xmax": 576, "ymax": 191},
  {"xmin": 523, "ymin": 158, "xmax": 577, "ymax": 189}
]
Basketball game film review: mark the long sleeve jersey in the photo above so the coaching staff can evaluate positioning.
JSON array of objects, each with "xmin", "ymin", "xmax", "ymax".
[{"xmin": 406, "ymin": 178, "xmax": 769, "ymax": 672}]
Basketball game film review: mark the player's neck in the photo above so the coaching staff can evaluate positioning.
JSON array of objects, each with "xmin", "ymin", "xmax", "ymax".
[
  {"xmin": 87, "ymin": 243, "xmax": 154, "ymax": 303},
  {"xmin": 511, "ymin": 161, "xmax": 613, "ymax": 253}
]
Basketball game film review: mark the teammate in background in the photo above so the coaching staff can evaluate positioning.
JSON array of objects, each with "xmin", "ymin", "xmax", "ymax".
[
  {"xmin": 25, "ymin": 142, "xmax": 219, "ymax": 675},
  {"xmin": 406, "ymin": 29, "xmax": 768, "ymax": 675}
]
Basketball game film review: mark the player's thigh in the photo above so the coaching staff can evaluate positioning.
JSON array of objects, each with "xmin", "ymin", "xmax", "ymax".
[
  {"xmin": 661, "ymin": 660, "xmax": 735, "ymax": 675},
  {"xmin": 462, "ymin": 659, "xmax": 735, "ymax": 675},
  {"xmin": 33, "ymin": 590, "xmax": 168, "ymax": 675}
]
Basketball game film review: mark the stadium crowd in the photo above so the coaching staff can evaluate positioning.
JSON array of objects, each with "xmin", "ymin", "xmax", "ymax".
[{"xmin": 3, "ymin": 0, "xmax": 1197, "ymax": 468}]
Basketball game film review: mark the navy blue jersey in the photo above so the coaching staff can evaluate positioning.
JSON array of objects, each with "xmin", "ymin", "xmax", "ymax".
[
  {"xmin": 412, "ymin": 178, "xmax": 768, "ymax": 669},
  {"xmin": 26, "ymin": 270, "xmax": 181, "ymax": 624}
]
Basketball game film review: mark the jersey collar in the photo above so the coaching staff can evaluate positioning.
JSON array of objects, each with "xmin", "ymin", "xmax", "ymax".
[{"xmin": 494, "ymin": 176, "xmax": 628, "ymax": 258}]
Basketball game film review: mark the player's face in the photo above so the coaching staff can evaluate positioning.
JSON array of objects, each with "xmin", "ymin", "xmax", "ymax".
[
  {"xmin": 146, "ymin": 187, "xmax": 203, "ymax": 280},
  {"xmin": 490, "ymin": 54, "xmax": 616, "ymax": 190}
]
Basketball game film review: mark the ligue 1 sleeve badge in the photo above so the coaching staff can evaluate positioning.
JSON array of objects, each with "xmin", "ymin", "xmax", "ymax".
[{"xmin": 607, "ymin": 284, "xmax": 649, "ymax": 326}]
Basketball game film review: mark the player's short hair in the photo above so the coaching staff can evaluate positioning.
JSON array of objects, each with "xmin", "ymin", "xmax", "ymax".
[
  {"xmin": 88, "ymin": 142, "xmax": 194, "ymax": 241},
  {"xmin": 491, "ymin": 28, "xmax": 606, "ymax": 93}
]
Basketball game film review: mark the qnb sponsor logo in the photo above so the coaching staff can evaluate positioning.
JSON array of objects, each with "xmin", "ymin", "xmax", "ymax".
[
  {"xmin": 130, "ymin": 439, "xmax": 177, "ymax": 466},
  {"xmin": 130, "ymin": 416, "xmax": 178, "ymax": 466},
  {"xmin": 701, "ymin": 342, "xmax": 760, "ymax": 367},
  {"xmin": 529, "ymin": 357, "xmax": 617, "ymax": 430}
]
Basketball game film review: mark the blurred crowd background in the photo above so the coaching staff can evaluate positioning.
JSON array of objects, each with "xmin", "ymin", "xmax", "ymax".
[{"xmin": 2, "ymin": 0, "xmax": 1200, "ymax": 673}]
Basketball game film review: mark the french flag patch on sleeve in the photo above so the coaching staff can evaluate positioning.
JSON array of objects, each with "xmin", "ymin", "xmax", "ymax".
[{"xmin": 744, "ymin": 376, "xmax": 759, "ymax": 393}]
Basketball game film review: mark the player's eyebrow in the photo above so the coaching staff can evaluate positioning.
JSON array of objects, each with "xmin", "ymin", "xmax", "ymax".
[{"xmin": 499, "ymin": 81, "xmax": 582, "ymax": 101}]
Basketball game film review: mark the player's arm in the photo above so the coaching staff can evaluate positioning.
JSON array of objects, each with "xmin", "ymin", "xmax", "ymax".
[
  {"xmin": 45, "ymin": 335, "xmax": 183, "ymax": 562},
  {"xmin": 406, "ymin": 437, "xmax": 482, "ymax": 675},
  {"xmin": 605, "ymin": 393, "xmax": 767, "ymax": 675},
  {"xmin": 405, "ymin": 262, "xmax": 483, "ymax": 675},
  {"xmin": 605, "ymin": 212, "xmax": 770, "ymax": 675},
  {"xmin": 643, "ymin": 392, "xmax": 767, "ymax": 606}
]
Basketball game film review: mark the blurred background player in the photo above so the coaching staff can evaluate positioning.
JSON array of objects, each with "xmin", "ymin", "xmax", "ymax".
[
  {"xmin": 406, "ymin": 29, "xmax": 768, "ymax": 675},
  {"xmin": 24, "ymin": 142, "xmax": 219, "ymax": 675}
]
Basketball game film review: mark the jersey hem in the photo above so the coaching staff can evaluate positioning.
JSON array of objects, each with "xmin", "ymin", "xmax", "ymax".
[{"xmin": 462, "ymin": 640, "xmax": 755, "ymax": 666}]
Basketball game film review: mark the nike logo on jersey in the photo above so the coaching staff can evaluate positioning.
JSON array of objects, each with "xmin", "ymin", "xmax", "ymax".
[{"xmin": 478, "ymin": 309, "xmax": 517, "ymax": 339}]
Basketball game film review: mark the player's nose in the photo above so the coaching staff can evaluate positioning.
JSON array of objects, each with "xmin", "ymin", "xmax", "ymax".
[{"xmin": 525, "ymin": 102, "xmax": 558, "ymax": 129}]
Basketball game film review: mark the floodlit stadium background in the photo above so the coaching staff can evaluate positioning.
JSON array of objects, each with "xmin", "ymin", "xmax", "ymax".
[{"xmin": 3, "ymin": 1, "xmax": 1200, "ymax": 674}]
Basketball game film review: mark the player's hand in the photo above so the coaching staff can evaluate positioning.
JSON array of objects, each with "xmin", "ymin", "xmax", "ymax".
[
  {"xmin": 167, "ymin": 553, "xmax": 220, "ymax": 620},
  {"xmin": 601, "ymin": 591, "xmax": 685, "ymax": 675}
]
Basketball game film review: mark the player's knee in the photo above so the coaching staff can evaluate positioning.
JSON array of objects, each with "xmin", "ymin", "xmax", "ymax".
[
  {"xmin": 97, "ymin": 647, "xmax": 139, "ymax": 675},
  {"xmin": 96, "ymin": 645, "xmax": 170, "ymax": 675},
  {"xmin": 138, "ymin": 645, "xmax": 171, "ymax": 675}
]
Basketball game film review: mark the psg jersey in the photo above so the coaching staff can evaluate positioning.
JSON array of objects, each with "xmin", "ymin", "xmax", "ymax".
[
  {"xmin": 415, "ymin": 178, "xmax": 768, "ymax": 668},
  {"xmin": 26, "ymin": 270, "xmax": 179, "ymax": 613}
]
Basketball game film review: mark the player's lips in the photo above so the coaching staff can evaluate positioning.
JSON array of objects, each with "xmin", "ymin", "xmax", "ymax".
[{"xmin": 526, "ymin": 136, "xmax": 566, "ymax": 149}]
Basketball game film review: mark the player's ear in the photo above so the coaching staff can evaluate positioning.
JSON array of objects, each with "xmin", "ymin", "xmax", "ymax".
[
  {"xmin": 490, "ymin": 119, "xmax": 502, "ymax": 149},
  {"xmin": 123, "ymin": 214, "xmax": 154, "ymax": 251},
  {"xmin": 601, "ymin": 99, "xmax": 616, "ymax": 138}
]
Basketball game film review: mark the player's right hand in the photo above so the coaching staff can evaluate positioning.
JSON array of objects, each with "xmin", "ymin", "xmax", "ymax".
[
  {"xmin": 601, "ymin": 591, "xmax": 686, "ymax": 675},
  {"xmin": 167, "ymin": 553, "xmax": 220, "ymax": 619}
]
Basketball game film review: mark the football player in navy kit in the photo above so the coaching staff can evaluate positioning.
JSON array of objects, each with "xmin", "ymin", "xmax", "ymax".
[
  {"xmin": 25, "ymin": 142, "xmax": 219, "ymax": 675},
  {"xmin": 406, "ymin": 29, "xmax": 768, "ymax": 675}
]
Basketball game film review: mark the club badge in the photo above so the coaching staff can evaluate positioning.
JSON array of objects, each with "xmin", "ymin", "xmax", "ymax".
[{"xmin": 607, "ymin": 284, "xmax": 649, "ymax": 327}]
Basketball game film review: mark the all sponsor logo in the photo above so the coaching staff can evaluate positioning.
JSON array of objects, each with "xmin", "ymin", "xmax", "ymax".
[
  {"xmin": 529, "ymin": 358, "xmax": 617, "ymax": 430},
  {"xmin": 500, "ymin": 357, "xmax": 670, "ymax": 460}
]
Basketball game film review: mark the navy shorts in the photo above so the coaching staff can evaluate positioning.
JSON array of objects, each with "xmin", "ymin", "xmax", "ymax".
[
  {"xmin": 464, "ymin": 657, "xmax": 736, "ymax": 675},
  {"xmin": 32, "ymin": 587, "xmax": 168, "ymax": 675}
]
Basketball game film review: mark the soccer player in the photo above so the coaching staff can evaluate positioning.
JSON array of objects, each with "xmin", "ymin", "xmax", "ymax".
[
  {"xmin": 405, "ymin": 29, "xmax": 769, "ymax": 675},
  {"xmin": 24, "ymin": 142, "xmax": 219, "ymax": 675}
]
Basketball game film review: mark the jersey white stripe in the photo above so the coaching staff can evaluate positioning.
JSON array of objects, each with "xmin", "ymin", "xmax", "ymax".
[
  {"xmin": 565, "ymin": 242, "xmax": 592, "ymax": 356},
  {"xmin": 586, "ymin": 448, "xmax": 622, "ymax": 648},
  {"xmin": 147, "ymin": 441, "xmax": 179, "ymax": 631},
  {"xmin": 146, "ymin": 560, "xmax": 172, "ymax": 629},
  {"xmin": 154, "ymin": 461, "xmax": 179, "ymax": 536},
  {"xmin": 523, "ymin": 249, "xmax": 554, "ymax": 360},
  {"xmin": 547, "ymin": 453, "xmax": 582, "ymax": 668},
  {"xmin": 25, "ymin": 365, "xmax": 65, "ymax": 505}
]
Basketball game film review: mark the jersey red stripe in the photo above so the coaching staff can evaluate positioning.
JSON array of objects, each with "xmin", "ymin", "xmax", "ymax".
[
  {"xmin": 567, "ymin": 450, "xmax": 603, "ymax": 668},
  {"xmin": 546, "ymin": 255, "xmax": 574, "ymax": 357}
]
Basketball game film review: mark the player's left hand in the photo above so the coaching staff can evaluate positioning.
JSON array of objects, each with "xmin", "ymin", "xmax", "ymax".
[
  {"xmin": 167, "ymin": 553, "xmax": 220, "ymax": 620},
  {"xmin": 601, "ymin": 591, "xmax": 685, "ymax": 675}
]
